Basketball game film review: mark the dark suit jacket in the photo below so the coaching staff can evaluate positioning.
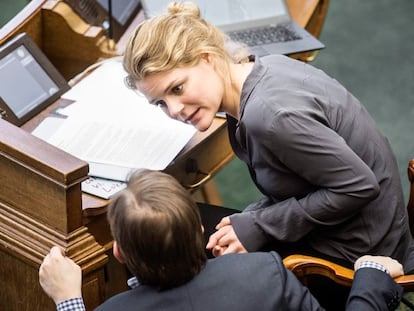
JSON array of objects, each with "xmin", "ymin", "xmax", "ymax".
[
  {"xmin": 347, "ymin": 268, "xmax": 402, "ymax": 310},
  {"xmin": 95, "ymin": 251, "xmax": 402, "ymax": 311}
]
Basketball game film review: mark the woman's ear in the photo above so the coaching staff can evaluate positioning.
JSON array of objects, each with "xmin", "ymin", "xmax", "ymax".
[
  {"xmin": 200, "ymin": 52, "xmax": 213, "ymax": 64},
  {"xmin": 113, "ymin": 241, "xmax": 126, "ymax": 263}
]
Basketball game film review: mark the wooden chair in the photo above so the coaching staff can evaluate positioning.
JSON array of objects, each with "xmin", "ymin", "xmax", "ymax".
[
  {"xmin": 286, "ymin": 0, "xmax": 330, "ymax": 62},
  {"xmin": 283, "ymin": 160, "xmax": 414, "ymax": 292}
]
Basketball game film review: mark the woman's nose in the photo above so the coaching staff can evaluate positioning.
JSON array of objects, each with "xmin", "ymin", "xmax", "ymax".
[{"xmin": 165, "ymin": 99, "xmax": 185, "ymax": 120}]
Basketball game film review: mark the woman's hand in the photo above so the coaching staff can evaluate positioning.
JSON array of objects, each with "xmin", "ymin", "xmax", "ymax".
[{"xmin": 206, "ymin": 217, "xmax": 247, "ymax": 257}]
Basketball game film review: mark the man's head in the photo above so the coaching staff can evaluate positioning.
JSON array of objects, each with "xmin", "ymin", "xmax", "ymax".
[{"xmin": 107, "ymin": 169, "xmax": 207, "ymax": 289}]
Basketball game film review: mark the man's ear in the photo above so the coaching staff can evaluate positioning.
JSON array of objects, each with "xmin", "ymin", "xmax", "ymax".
[{"xmin": 113, "ymin": 241, "xmax": 126, "ymax": 263}]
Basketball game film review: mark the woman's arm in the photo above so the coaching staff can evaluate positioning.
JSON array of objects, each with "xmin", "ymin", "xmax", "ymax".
[{"xmin": 231, "ymin": 109, "xmax": 380, "ymax": 251}]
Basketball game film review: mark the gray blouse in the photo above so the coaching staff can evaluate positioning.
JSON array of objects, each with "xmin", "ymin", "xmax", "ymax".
[{"xmin": 227, "ymin": 55, "xmax": 414, "ymax": 271}]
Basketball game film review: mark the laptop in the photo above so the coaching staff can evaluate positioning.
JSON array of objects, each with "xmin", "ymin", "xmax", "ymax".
[{"xmin": 140, "ymin": 0, "xmax": 324, "ymax": 56}]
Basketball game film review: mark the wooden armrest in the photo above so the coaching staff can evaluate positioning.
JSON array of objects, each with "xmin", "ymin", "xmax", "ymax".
[
  {"xmin": 283, "ymin": 254, "xmax": 354, "ymax": 287},
  {"xmin": 283, "ymin": 254, "xmax": 414, "ymax": 291},
  {"xmin": 395, "ymin": 275, "xmax": 414, "ymax": 291}
]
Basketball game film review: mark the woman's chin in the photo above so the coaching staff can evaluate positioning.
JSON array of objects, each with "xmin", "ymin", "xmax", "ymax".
[
  {"xmin": 195, "ymin": 124, "xmax": 208, "ymax": 132},
  {"xmin": 194, "ymin": 118, "xmax": 215, "ymax": 132}
]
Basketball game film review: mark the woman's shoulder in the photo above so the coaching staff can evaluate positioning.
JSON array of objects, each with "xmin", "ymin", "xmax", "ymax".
[{"xmin": 259, "ymin": 54, "xmax": 302, "ymax": 66}]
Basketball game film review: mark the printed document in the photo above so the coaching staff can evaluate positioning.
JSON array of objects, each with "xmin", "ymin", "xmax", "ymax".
[{"xmin": 33, "ymin": 58, "xmax": 196, "ymax": 182}]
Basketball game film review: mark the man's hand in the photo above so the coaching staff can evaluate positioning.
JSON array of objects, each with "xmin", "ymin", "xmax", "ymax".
[
  {"xmin": 39, "ymin": 246, "xmax": 83, "ymax": 304},
  {"xmin": 355, "ymin": 255, "xmax": 404, "ymax": 278},
  {"xmin": 206, "ymin": 217, "xmax": 247, "ymax": 256}
]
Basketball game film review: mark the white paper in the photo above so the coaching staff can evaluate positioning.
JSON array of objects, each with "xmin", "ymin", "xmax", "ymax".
[
  {"xmin": 62, "ymin": 57, "xmax": 140, "ymax": 106},
  {"xmin": 81, "ymin": 176, "xmax": 127, "ymax": 199},
  {"xmin": 34, "ymin": 59, "xmax": 196, "ymax": 181},
  {"xmin": 31, "ymin": 116, "xmax": 65, "ymax": 141}
]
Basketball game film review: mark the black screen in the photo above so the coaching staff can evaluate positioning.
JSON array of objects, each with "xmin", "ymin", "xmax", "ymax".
[
  {"xmin": 0, "ymin": 33, "xmax": 69, "ymax": 126},
  {"xmin": 0, "ymin": 46, "xmax": 59, "ymax": 118},
  {"xmin": 97, "ymin": 0, "xmax": 141, "ymax": 26}
]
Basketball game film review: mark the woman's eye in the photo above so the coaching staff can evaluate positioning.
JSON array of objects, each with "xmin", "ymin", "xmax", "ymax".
[
  {"xmin": 172, "ymin": 85, "xmax": 183, "ymax": 95},
  {"xmin": 155, "ymin": 100, "xmax": 166, "ymax": 108}
]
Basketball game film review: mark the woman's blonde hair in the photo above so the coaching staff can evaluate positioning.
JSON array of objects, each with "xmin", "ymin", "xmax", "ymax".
[{"xmin": 123, "ymin": 1, "xmax": 248, "ymax": 82}]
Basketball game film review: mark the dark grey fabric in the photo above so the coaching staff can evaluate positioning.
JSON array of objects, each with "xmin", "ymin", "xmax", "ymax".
[
  {"xmin": 227, "ymin": 55, "xmax": 414, "ymax": 272},
  {"xmin": 347, "ymin": 268, "xmax": 403, "ymax": 311},
  {"xmin": 95, "ymin": 251, "xmax": 403, "ymax": 311},
  {"xmin": 95, "ymin": 251, "xmax": 323, "ymax": 311}
]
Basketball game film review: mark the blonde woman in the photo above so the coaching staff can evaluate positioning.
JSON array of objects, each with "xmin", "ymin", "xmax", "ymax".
[{"xmin": 122, "ymin": 1, "xmax": 414, "ymax": 279}]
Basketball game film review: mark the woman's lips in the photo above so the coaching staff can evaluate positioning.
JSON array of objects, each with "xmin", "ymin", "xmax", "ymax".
[{"xmin": 185, "ymin": 108, "xmax": 200, "ymax": 124}]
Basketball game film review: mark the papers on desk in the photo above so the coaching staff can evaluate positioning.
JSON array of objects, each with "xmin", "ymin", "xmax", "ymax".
[
  {"xmin": 32, "ymin": 58, "xmax": 196, "ymax": 198},
  {"xmin": 81, "ymin": 176, "xmax": 127, "ymax": 199}
]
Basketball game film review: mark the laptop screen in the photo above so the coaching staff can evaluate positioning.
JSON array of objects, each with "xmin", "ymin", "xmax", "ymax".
[{"xmin": 142, "ymin": 0, "xmax": 286, "ymax": 27}]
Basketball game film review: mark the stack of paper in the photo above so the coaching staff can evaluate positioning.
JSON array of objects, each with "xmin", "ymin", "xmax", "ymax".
[{"xmin": 32, "ymin": 58, "xmax": 196, "ymax": 198}]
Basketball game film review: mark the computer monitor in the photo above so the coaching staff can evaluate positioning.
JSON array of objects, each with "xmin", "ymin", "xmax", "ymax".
[
  {"xmin": 0, "ymin": 32, "xmax": 69, "ymax": 126},
  {"xmin": 97, "ymin": 0, "xmax": 141, "ymax": 27}
]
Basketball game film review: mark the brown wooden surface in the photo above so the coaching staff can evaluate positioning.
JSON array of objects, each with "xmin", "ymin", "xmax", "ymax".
[
  {"xmin": 287, "ymin": 0, "xmax": 330, "ymax": 62},
  {"xmin": 283, "ymin": 253, "xmax": 414, "ymax": 291},
  {"xmin": 287, "ymin": 0, "xmax": 328, "ymax": 30},
  {"xmin": 0, "ymin": 1, "xmax": 329, "ymax": 309},
  {"xmin": 0, "ymin": 119, "xmax": 108, "ymax": 310}
]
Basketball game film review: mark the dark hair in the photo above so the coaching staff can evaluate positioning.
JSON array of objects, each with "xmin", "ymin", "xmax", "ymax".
[{"xmin": 107, "ymin": 169, "xmax": 207, "ymax": 289}]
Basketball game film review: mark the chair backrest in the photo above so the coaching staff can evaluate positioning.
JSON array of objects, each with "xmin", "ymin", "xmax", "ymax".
[{"xmin": 283, "ymin": 159, "xmax": 414, "ymax": 291}]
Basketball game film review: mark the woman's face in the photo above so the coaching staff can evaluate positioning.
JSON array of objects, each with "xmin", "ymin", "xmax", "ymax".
[{"xmin": 137, "ymin": 56, "xmax": 224, "ymax": 132}]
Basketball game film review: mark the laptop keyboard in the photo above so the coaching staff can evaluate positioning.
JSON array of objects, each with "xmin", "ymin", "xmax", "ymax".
[{"xmin": 228, "ymin": 23, "xmax": 302, "ymax": 47}]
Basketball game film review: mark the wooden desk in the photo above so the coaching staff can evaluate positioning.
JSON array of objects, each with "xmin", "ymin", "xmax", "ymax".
[
  {"xmin": 0, "ymin": 104, "xmax": 232, "ymax": 311},
  {"xmin": 0, "ymin": 1, "xmax": 329, "ymax": 310}
]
